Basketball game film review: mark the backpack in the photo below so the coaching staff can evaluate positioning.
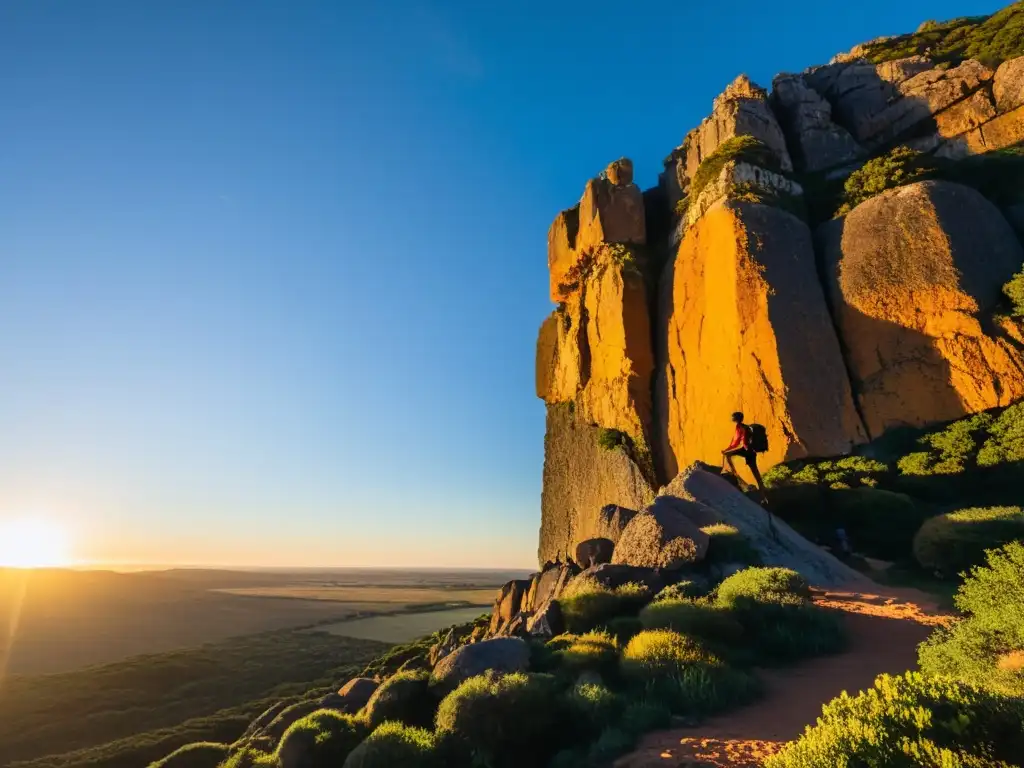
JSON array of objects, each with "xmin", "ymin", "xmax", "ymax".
[{"xmin": 749, "ymin": 423, "xmax": 769, "ymax": 454}]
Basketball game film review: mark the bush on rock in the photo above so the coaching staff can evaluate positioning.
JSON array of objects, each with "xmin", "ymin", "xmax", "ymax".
[
  {"xmin": 559, "ymin": 630, "xmax": 620, "ymax": 674},
  {"xmin": 149, "ymin": 742, "xmax": 228, "ymax": 768},
  {"xmin": 558, "ymin": 578, "xmax": 651, "ymax": 633}
]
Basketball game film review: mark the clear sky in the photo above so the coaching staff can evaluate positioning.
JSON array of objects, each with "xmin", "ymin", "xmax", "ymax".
[{"xmin": 0, "ymin": 0, "xmax": 1003, "ymax": 568}]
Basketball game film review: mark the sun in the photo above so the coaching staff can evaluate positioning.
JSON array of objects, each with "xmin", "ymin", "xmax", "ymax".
[{"xmin": 0, "ymin": 519, "xmax": 72, "ymax": 568}]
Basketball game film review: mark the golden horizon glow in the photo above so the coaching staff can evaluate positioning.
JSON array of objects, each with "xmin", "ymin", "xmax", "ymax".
[{"xmin": 0, "ymin": 518, "xmax": 72, "ymax": 568}]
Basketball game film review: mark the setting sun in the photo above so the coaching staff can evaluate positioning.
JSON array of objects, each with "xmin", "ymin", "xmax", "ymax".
[{"xmin": 0, "ymin": 519, "xmax": 72, "ymax": 568}]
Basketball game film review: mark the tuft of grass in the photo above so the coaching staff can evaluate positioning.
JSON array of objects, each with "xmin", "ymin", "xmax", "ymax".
[
  {"xmin": 690, "ymin": 136, "xmax": 784, "ymax": 206},
  {"xmin": 597, "ymin": 428, "xmax": 627, "ymax": 451},
  {"xmin": 715, "ymin": 568, "xmax": 810, "ymax": 607},
  {"xmin": 361, "ymin": 670, "xmax": 438, "ymax": 730},
  {"xmin": 701, "ymin": 524, "xmax": 762, "ymax": 566},
  {"xmin": 638, "ymin": 600, "xmax": 744, "ymax": 647},
  {"xmin": 147, "ymin": 742, "xmax": 227, "ymax": 768},
  {"xmin": 620, "ymin": 630, "xmax": 718, "ymax": 683}
]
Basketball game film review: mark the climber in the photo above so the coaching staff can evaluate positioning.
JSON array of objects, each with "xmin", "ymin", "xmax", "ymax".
[{"xmin": 721, "ymin": 411, "xmax": 768, "ymax": 501}]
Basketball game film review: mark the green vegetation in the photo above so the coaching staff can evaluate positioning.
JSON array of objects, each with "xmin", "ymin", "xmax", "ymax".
[
  {"xmin": 4, "ymin": 631, "xmax": 387, "ymax": 768},
  {"xmin": 766, "ymin": 671, "xmax": 1024, "ymax": 767},
  {"xmin": 835, "ymin": 146, "xmax": 937, "ymax": 216},
  {"xmin": 342, "ymin": 722, "xmax": 437, "ymax": 768},
  {"xmin": 715, "ymin": 566, "xmax": 810, "ymax": 606},
  {"xmin": 653, "ymin": 580, "xmax": 708, "ymax": 602},
  {"xmin": 1003, "ymin": 269, "xmax": 1024, "ymax": 317},
  {"xmin": 558, "ymin": 578, "xmax": 650, "ymax": 634},
  {"xmin": 558, "ymin": 630, "xmax": 621, "ymax": 674},
  {"xmin": 701, "ymin": 524, "xmax": 762, "ymax": 566},
  {"xmin": 639, "ymin": 600, "xmax": 744, "ymax": 645},
  {"xmin": 620, "ymin": 629, "xmax": 714, "ymax": 681},
  {"xmin": 690, "ymin": 136, "xmax": 784, "ymax": 205},
  {"xmin": 731, "ymin": 181, "xmax": 808, "ymax": 220},
  {"xmin": 276, "ymin": 710, "xmax": 367, "ymax": 768},
  {"xmin": 361, "ymin": 670, "xmax": 438, "ymax": 730},
  {"xmin": 148, "ymin": 742, "xmax": 228, "ymax": 768},
  {"xmin": 435, "ymin": 672, "xmax": 567, "ymax": 768},
  {"xmin": 919, "ymin": 542, "xmax": 1024, "ymax": 696},
  {"xmin": 861, "ymin": 3, "xmax": 1024, "ymax": 66},
  {"xmin": 913, "ymin": 506, "xmax": 1024, "ymax": 576},
  {"xmin": 597, "ymin": 427, "xmax": 627, "ymax": 451}
]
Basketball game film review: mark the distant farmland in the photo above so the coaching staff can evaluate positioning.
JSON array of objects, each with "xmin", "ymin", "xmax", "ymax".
[{"xmin": 213, "ymin": 584, "xmax": 496, "ymax": 606}]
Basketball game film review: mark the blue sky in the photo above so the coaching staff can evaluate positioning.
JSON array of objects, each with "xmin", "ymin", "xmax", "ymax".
[{"xmin": 0, "ymin": 0, "xmax": 1002, "ymax": 568}]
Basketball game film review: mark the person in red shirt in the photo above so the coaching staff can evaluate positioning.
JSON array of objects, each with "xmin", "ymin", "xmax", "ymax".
[{"xmin": 722, "ymin": 411, "xmax": 767, "ymax": 500}]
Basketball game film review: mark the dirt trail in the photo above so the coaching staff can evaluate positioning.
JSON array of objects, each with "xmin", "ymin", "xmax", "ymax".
[{"xmin": 615, "ymin": 588, "xmax": 950, "ymax": 768}]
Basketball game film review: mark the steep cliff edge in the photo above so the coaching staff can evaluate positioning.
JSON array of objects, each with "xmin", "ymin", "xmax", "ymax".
[{"xmin": 536, "ymin": 6, "xmax": 1024, "ymax": 567}]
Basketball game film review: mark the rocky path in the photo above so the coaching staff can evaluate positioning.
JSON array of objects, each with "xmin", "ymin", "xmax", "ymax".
[{"xmin": 615, "ymin": 588, "xmax": 950, "ymax": 768}]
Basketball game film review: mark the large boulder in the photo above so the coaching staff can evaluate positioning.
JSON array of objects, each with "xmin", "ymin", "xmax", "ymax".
[
  {"xmin": 664, "ymin": 465, "xmax": 871, "ymax": 588},
  {"xmin": 994, "ymin": 56, "xmax": 1024, "ymax": 113},
  {"xmin": 575, "ymin": 538, "xmax": 615, "ymax": 568},
  {"xmin": 524, "ymin": 561, "xmax": 580, "ymax": 612},
  {"xmin": 656, "ymin": 200, "xmax": 866, "ymax": 482},
  {"xmin": 818, "ymin": 181, "xmax": 1024, "ymax": 437},
  {"xmin": 538, "ymin": 403, "xmax": 654, "ymax": 565},
  {"xmin": 942, "ymin": 103, "xmax": 1024, "ymax": 158},
  {"xmin": 525, "ymin": 599, "xmax": 564, "ymax": 638},
  {"xmin": 771, "ymin": 73, "xmax": 865, "ymax": 172},
  {"xmin": 336, "ymin": 678, "xmax": 379, "ymax": 714},
  {"xmin": 611, "ymin": 506, "xmax": 710, "ymax": 569},
  {"xmin": 431, "ymin": 638, "xmax": 530, "ymax": 692}
]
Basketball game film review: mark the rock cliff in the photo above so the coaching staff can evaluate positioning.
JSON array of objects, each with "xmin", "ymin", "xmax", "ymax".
[{"xmin": 535, "ymin": 13, "xmax": 1024, "ymax": 566}]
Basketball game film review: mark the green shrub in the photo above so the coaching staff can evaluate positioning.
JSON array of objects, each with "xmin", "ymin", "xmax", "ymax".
[
  {"xmin": 277, "ymin": 709, "xmax": 367, "ymax": 768},
  {"xmin": 919, "ymin": 542, "xmax": 1024, "ymax": 696},
  {"xmin": 559, "ymin": 579, "xmax": 651, "ymax": 633},
  {"xmin": 701, "ymin": 524, "xmax": 762, "ymax": 565},
  {"xmin": 690, "ymin": 136, "xmax": 783, "ymax": 203},
  {"xmin": 827, "ymin": 488, "xmax": 928, "ymax": 560},
  {"xmin": 620, "ymin": 630, "xmax": 717, "ymax": 683},
  {"xmin": 341, "ymin": 721, "xmax": 435, "ymax": 768},
  {"xmin": 977, "ymin": 401, "xmax": 1024, "ymax": 466},
  {"xmin": 641, "ymin": 663, "xmax": 759, "ymax": 716},
  {"xmin": 715, "ymin": 567, "xmax": 810, "ymax": 607},
  {"xmin": 435, "ymin": 672, "xmax": 568, "ymax": 768},
  {"xmin": 149, "ymin": 742, "xmax": 228, "ymax": 768},
  {"xmin": 567, "ymin": 680, "xmax": 623, "ymax": 734},
  {"xmin": 765, "ymin": 671, "xmax": 1024, "ymax": 768},
  {"xmin": 861, "ymin": 4, "xmax": 1024, "ymax": 66},
  {"xmin": 559, "ymin": 630, "xmax": 620, "ymax": 674},
  {"xmin": 674, "ymin": 196, "xmax": 690, "ymax": 219},
  {"xmin": 913, "ymin": 506, "xmax": 1024, "ymax": 576},
  {"xmin": 897, "ymin": 413, "xmax": 993, "ymax": 477},
  {"xmin": 764, "ymin": 456, "xmax": 889, "ymax": 490},
  {"xmin": 619, "ymin": 696, "xmax": 672, "ymax": 736},
  {"xmin": 638, "ymin": 600, "xmax": 744, "ymax": 646},
  {"xmin": 714, "ymin": 568, "xmax": 844, "ymax": 663},
  {"xmin": 361, "ymin": 670, "xmax": 437, "ymax": 729},
  {"xmin": 654, "ymin": 580, "xmax": 706, "ymax": 602},
  {"xmin": 597, "ymin": 428, "xmax": 627, "ymax": 451},
  {"xmin": 836, "ymin": 146, "xmax": 938, "ymax": 216},
  {"xmin": 605, "ymin": 615, "xmax": 644, "ymax": 642}
]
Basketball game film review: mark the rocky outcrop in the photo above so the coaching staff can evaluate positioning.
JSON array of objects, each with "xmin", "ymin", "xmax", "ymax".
[
  {"xmin": 488, "ymin": 579, "xmax": 531, "ymax": 634},
  {"xmin": 575, "ymin": 538, "xmax": 614, "ymax": 567},
  {"xmin": 995, "ymin": 56, "xmax": 1024, "ymax": 112},
  {"xmin": 677, "ymin": 160, "xmax": 803, "ymax": 234},
  {"xmin": 657, "ymin": 201, "xmax": 867, "ymax": 481},
  {"xmin": 538, "ymin": 403, "xmax": 654, "ymax": 565},
  {"xmin": 336, "ymin": 678, "xmax": 379, "ymax": 714},
  {"xmin": 818, "ymin": 181, "xmax": 1024, "ymax": 436},
  {"xmin": 611, "ymin": 505, "xmax": 710, "ymax": 569},
  {"xmin": 664, "ymin": 465, "xmax": 870, "ymax": 587},
  {"xmin": 771, "ymin": 73, "xmax": 865, "ymax": 171},
  {"xmin": 663, "ymin": 75, "xmax": 792, "ymax": 202}
]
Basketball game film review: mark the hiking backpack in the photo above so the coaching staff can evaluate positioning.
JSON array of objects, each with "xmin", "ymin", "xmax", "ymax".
[{"xmin": 749, "ymin": 423, "xmax": 769, "ymax": 454}]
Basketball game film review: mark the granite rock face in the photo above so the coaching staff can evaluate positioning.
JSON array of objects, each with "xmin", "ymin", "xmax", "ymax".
[
  {"xmin": 771, "ymin": 73, "xmax": 866, "ymax": 171},
  {"xmin": 818, "ymin": 181, "xmax": 1024, "ymax": 436}
]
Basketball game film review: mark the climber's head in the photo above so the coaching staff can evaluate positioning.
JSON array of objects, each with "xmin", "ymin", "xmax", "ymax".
[{"xmin": 731, "ymin": 411, "xmax": 744, "ymax": 424}]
